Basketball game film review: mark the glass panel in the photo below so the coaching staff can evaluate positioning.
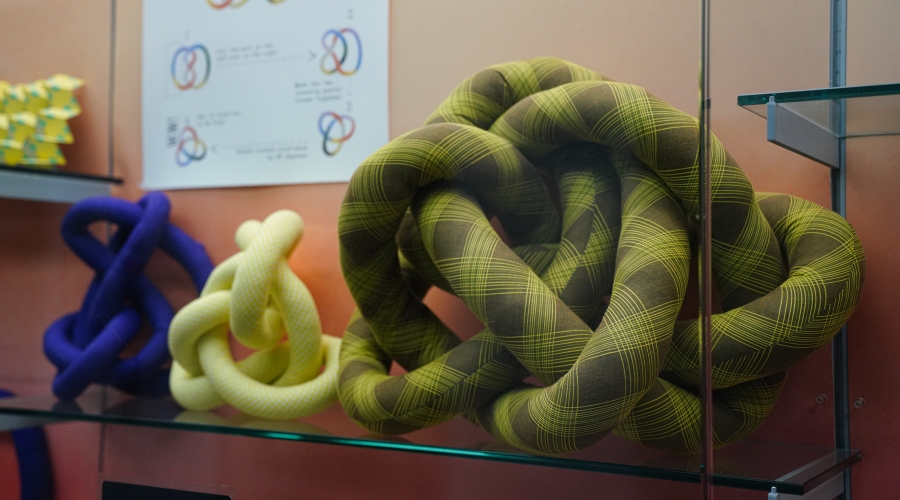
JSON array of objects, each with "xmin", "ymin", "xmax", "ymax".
[
  {"xmin": 13, "ymin": 0, "xmax": 885, "ymax": 498},
  {"xmin": 710, "ymin": 2, "xmax": 867, "ymax": 499},
  {"xmin": 0, "ymin": 389, "xmax": 860, "ymax": 495}
]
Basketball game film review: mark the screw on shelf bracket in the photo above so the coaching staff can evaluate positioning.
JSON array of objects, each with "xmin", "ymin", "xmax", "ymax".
[
  {"xmin": 767, "ymin": 473, "xmax": 845, "ymax": 500},
  {"xmin": 766, "ymin": 96, "xmax": 840, "ymax": 169}
]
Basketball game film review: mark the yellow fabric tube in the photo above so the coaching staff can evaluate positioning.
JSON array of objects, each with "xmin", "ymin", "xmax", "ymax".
[{"xmin": 169, "ymin": 210, "xmax": 341, "ymax": 419}]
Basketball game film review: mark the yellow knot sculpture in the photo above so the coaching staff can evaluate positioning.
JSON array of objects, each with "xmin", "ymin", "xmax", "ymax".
[{"xmin": 169, "ymin": 210, "xmax": 341, "ymax": 419}]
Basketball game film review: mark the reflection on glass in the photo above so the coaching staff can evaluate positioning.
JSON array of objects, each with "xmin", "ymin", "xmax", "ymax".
[{"xmin": 0, "ymin": 388, "xmax": 860, "ymax": 495}]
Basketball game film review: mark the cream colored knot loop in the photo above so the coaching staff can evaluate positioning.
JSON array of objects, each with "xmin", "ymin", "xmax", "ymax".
[{"xmin": 168, "ymin": 210, "xmax": 341, "ymax": 419}]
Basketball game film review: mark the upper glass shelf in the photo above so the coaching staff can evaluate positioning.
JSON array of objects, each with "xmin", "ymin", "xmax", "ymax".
[
  {"xmin": 0, "ymin": 164, "xmax": 122, "ymax": 204},
  {"xmin": 0, "ymin": 387, "xmax": 859, "ymax": 495},
  {"xmin": 738, "ymin": 82, "xmax": 900, "ymax": 138}
]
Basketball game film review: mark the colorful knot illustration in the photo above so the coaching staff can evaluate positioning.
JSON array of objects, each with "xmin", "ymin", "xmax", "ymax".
[
  {"xmin": 207, "ymin": 0, "xmax": 248, "ymax": 9},
  {"xmin": 175, "ymin": 125, "xmax": 207, "ymax": 167},
  {"xmin": 43, "ymin": 193, "xmax": 214, "ymax": 400},
  {"xmin": 207, "ymin": 0, "xmax": 283, "ymax": 7},
  {"xmin": 337, "ymin": 58, "xmax": 865, "ymax": 455},
  {"xmin": 318, "ymin": 111, "xmax": 355, "ymax": 156},
  {"xmin": 171, "ymin": 44, "xmax": 211, "ymax": 91},
  {"xmin": 0, "ymin": 389, "xmax": 54, "ymax": 500},
  {"xmin": 168, "ymin": 210, "xmax": 341, "ymax": 420},
  {"xmin": 320, "ymin": 28, "xmax": 362, "ymax": 76}
]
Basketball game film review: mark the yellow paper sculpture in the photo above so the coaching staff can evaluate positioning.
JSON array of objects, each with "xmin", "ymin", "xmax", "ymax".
[
  {"xmin": 0, "ymin": 74, "xmax": 83, "ymax": 168},
  {"xmin": 8, "ymin": 112, "xmax": 36, "ymax": 142},
  {"xmin": 168, "ymin": 210, "xmax": 341, "ymax": 420},
  {"xmin": 0, "ymin": 114, "xmax": 23, "ymax": 165}
]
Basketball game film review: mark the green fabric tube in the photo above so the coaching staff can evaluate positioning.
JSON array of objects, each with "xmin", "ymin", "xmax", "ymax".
[{"xmin": 338, "ymin": 58, "xmax": 865, "ymax": 454}]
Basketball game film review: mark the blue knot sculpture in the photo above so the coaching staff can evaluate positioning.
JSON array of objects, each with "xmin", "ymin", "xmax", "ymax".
[
  {"xmin": 0, "ymin": 389, "xmax": 53, "ymax": 500},
  {"xmin": 43, "ymin": 192, "xmax": 213, "ymax": 400}
]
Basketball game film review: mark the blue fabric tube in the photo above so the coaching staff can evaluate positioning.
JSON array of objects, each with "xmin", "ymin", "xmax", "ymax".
[
  {"xmin": 0, "ymin": 390, "xmax": 53, "ymax": 500},
  {"xmin": 43, "ymin": 192, "xmax": 213, "ymax": 400}
]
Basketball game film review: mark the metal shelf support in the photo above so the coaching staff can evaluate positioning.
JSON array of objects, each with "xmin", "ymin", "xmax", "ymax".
[
  {"xmin": 766, "ymin": 98, "xmax": 840, "ymax": 168},
  {"xmin": 829, "ymin": 1, "xmax": 851, "ymax": 499},
  {"xmin": 769, "ymin": 473, "xmax": 844, "ymax": 500}
]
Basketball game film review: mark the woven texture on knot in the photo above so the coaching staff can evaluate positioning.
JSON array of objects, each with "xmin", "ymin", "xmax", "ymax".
[
  {"xmin": 169, "ymin": 210, "xmax": 341, "ymax": 420},
  {"xmin": 43, "ymin": 192, "xmax": 214, "ymax": 400},
  {"xmin": 337, "ymin": 58, "xmax": 866, "ymax": 455}
]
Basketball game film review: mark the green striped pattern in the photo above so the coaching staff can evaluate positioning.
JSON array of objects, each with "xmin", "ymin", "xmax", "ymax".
[{"xmin": 338, "ymin": 58, "xmax": 865, "ymax": 454}]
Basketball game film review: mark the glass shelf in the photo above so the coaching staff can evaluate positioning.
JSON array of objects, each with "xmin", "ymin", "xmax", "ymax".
[
  {"xmin": 738, "ymin": 82, "xmax": 900, "ymax": 138},
  {"xmin": 0, "ymin": 164, "xmax": 122, "ymax": 204},
  {"xmin": 0, "ymin": 387, "xmax": 859, "ymax": 495}
]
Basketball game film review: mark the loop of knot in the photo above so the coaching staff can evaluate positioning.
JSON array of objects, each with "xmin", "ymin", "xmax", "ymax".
[
  {"xmin": 169, "ymin": 210, "xmax": 341, "ymax": 420},
  {"xmin": 43, "ymin": 192, "xmax": 213, "ymax": 400},
  {"xmin": 337, "ymin": 58, "xmax": 865, "ymax": 455}
]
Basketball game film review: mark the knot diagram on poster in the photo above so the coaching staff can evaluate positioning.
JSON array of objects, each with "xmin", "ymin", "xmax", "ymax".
[
  {"xmin": 318, "ymin": 112, "xmax": 355, "ymax": 156},
  {"xmin": 171, "ymin": 44, "xmax": 212, "ymax": 90},
  {"xmin": 320, "ymin": 28, "xmax": 362, "ymax": 76},
  {"xmin": 175, "ymin": 125, "xmax": 207, "ymax": 167},
  {"xmin": 206, "ymin": 0, "xmax": 289, "ymax": 10},
  {"xmin": 143, "ymin": 0, "xmax": 388, "ymax": 189}
]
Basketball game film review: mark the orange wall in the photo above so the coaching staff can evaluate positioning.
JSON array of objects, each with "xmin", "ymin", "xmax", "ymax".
[
  {"xmin": 0, "ymin": 1, "xmax": 114, "ymax": 498},
  {"xmin": 1, "ymin": 0, "xmax": 899, "ymax": 498}
]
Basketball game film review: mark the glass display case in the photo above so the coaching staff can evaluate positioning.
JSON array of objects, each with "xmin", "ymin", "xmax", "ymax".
[{"xmin": 1, "ymin": 0, "xmax": 897, "ymax": 499}]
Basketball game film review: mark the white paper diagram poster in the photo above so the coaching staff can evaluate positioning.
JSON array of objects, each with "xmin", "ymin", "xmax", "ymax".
[{"xmin": 141, "ymin": 0, "xmax": 389, "ymax": 190}]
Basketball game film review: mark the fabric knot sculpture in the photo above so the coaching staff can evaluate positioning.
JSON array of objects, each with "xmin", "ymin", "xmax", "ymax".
[
  {"xmin": 43, "ymin": 192, "xmax": 213, "ymax": 400},
  {"xmin": 0, "ymin": 389, "xmax": 53, "ymax": 500},
  {"xmin": 337, "ymin": 58, "xmax": 865, "ymax": 455},
  {"xmin": 168, "ymin": 210, "xmax": 341, "ymax": 419}
]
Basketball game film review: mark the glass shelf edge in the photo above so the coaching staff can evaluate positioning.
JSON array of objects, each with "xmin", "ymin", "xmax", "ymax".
[
  {"xmin": 0, "ymin": 400, "xmax": 861, "ymax": 495},
  {"xmin": 713, "ymin": 449, "xmax": 860, "ymax": 495},
  {"xmin": 737, "ymin": 82, "xmax": 900, "ymax": 107},
  {"xmin": 0, "ymin": 412, "xmax": 67, "ymax": 432},
  {"xmin": 0, "ymin": 164, "xmax": 123, "ymax": 185},
  {"xmin": 0, "ymin": 164, "xmax": 121, "ymax": 204},
  {"xmin": 0, "ymin": 404, "xmax": 700, "ymax": 486}
]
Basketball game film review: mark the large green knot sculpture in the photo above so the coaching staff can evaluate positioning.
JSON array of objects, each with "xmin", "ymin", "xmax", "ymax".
[{"xmin": 337, "ymin": 58, "xmax": 865, "ymax": 455}]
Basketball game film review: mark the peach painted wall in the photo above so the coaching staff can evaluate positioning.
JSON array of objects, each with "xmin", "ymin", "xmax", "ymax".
[
  {"xmin": 0, "ymin": 0, "xmax": 113, "ymax": 498},
  {"xmin": 0, "ymin": 0, "xmax": 898, "ymax": 498}
]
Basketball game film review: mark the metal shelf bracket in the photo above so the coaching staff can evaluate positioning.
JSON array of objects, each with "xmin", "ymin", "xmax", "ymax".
[
  {"xmin": 766, "ymin": 97, "xmax": 840, "ymax": 169},
  {"xmin": 769, "ymin": 473, "xmax": 844, "ymax": 500}
]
